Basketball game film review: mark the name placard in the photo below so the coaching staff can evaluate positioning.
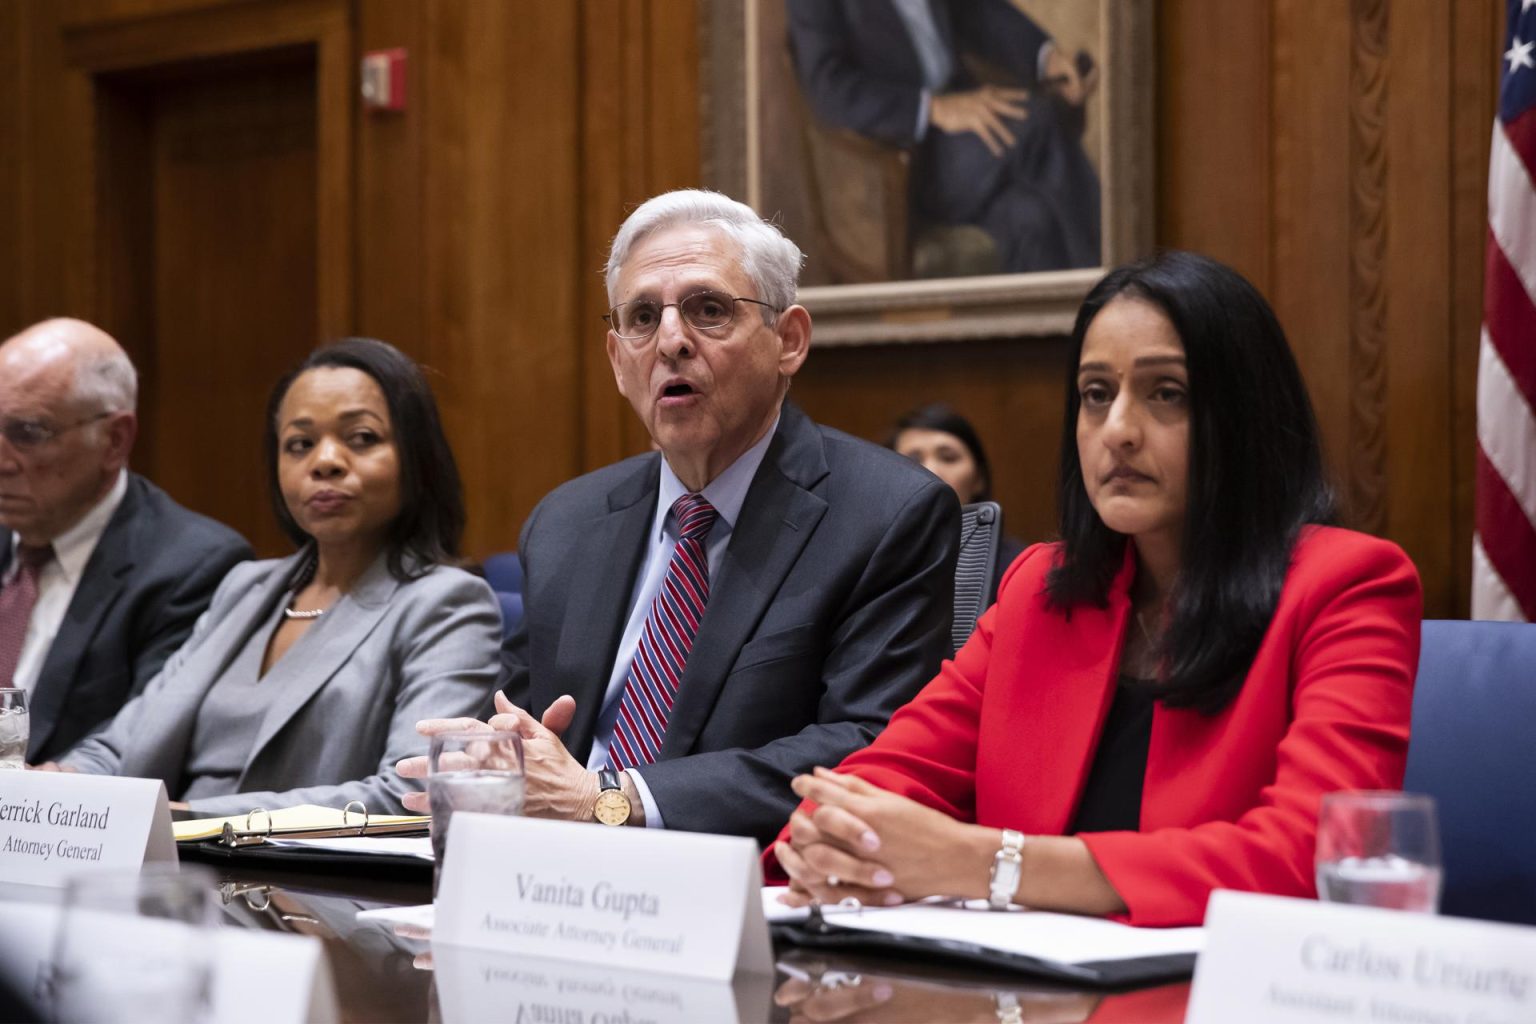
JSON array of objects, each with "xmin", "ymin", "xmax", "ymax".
[
  {"xmin": 1186, "ymin": 891, "xmax": 1536, "ymax": 1024},
  {"xmin": 434, "ymin": 814, "xmax": 773, "ymax": 981},
  {"xmin": 0, "ymin": 772, "xmax": 174, "ymax": 886}
]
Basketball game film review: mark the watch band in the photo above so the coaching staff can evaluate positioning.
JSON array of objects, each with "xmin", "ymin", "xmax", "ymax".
[
  {"xmin": 598, "ymin": 769, "xmax": 622, "ymax": 793},
  {"xmin": 988, "ymin": 829, "xmax": 1025, "ymax": 910}
]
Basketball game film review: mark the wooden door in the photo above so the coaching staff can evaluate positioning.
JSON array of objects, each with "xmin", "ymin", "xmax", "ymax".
[{"xmin": 101, "ymin": 53, "xmax": 320, "ymax": 557}]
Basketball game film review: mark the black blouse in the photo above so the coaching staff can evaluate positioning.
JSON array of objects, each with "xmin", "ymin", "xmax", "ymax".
[{"xmin": 1068, "ymin": 675, "xmax": 1156, "ymax": 834}]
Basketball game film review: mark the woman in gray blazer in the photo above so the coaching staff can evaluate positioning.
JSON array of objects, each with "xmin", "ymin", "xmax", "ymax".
[{"xmin": 49, "ymin": 339, "xmax": 501, "ymax": 816}]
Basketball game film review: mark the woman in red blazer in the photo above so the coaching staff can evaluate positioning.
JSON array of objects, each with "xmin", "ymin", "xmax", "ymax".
[{"xmin": 771, "ymin": 251, "xmax": 1422, "ymax": 927}]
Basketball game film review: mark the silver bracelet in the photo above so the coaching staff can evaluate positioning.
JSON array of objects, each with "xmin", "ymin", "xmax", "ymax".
[{"xmin": 988, "ymin": 829, "xmax": 1025, "ymax": 910}]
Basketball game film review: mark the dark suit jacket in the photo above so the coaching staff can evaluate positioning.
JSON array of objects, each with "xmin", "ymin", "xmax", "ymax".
[
  {"xmin": 500, "ymin": 403, "xmax": 960, "ymax": 845},
  {"xmin": 2, "ymin": 473, "xmax": 252, "ymax": 761}
]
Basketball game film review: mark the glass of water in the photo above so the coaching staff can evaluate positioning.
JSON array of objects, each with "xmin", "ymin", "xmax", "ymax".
[
  {"xmin": 51, "ymin": 864, "xmax": 219, "ymax": 1023},
  {"xmin": 1316, "ymin": 790, "xmax": 1442, "ymax": 913},
  {"xmin": 0, "ymin": 688, "xmax": 27, "ymax": 769},
  {"xmin": 428, "ymin": 730, "xmax": 524, "ymax": 897}
]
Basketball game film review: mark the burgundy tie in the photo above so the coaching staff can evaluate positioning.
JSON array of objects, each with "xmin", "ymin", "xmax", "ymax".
[
  {"xmin": 0, "ymin": 544, "xmax": 54, "ymax": 687},
  {"xmin": 608, "ymin": 493, "xmax": 718, "ymax": 769}
]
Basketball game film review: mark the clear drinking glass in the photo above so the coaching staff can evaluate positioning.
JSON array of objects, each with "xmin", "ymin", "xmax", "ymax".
[
  {"xmin": 1316, "ymin": 790, "xmax": 1442, "ymax": 913},
  {"xmin": 427, "ymin": 730, "xmax": 525, "ymax": 897},
  {"xmin": 0, "ymin": 687, "xmax": 28, "ymax": 769},
  {"xmin": 50, "ymin": 864, "xmax": 219, "ymax": 1023}
]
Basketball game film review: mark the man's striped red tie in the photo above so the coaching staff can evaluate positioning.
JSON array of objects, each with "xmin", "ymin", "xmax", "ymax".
[{"xmin": 608, "ymin": 493, "xmax": 718, "ymax": 769}]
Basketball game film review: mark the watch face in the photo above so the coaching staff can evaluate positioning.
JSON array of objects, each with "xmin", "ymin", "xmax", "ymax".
[{"xmin": 594, "ymin": 789, "xmax": 631, "ymax": 826}]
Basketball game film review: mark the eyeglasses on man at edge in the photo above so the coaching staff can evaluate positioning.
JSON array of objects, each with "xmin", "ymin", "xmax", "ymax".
[
  {"xmin": 603, "ymin": 291, "xmax": 781, "ymax": 341},
  {"xmin": 0, "ymin": 412, "xmax": 115, "ymax": 453}
]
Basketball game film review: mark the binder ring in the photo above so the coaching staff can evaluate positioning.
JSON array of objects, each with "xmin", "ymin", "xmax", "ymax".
[
  {"xmin": 244, "ymin": 807, "xmax": 273, "ymax": 837},
  {"xmin": 342, "ymin": 800, "xmax": 370, "ymax": 835}
]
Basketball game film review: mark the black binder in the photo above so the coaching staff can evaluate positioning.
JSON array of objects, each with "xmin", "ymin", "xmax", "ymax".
[{"xmin": 772, "ymin": 906, "xmax": 1197, "ymax": 988}]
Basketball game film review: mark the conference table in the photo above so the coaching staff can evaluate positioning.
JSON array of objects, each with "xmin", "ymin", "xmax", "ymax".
[{"xmin": 195, "ymin": 859, "xmax": 1193, "ymax": 1023}]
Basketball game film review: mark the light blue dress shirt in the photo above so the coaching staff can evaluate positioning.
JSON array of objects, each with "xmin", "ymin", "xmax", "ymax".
[{"xmin": 587, "ymin": 415, "xmax": 780, "ymax": 826}]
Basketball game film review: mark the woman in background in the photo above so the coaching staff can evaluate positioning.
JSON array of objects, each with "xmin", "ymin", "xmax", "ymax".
[
  {"xmin": 889, "ymin": 402, "xmax": 1025, "ymax": 604},
  {"xmin": 46, "ymin": 338, "xmax": 500, "ymax": 815},
  {"xmin": 774, "ymin": 251, "xmax": 1421, "ymax": 927}
]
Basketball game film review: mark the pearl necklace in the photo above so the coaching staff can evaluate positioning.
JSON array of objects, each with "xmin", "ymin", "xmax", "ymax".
[{"xmin": 283, "ymin": 603, "xmax": 326, "ymax": 620}]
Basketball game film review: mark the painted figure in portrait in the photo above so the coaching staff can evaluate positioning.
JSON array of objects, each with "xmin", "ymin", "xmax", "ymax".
[{"xmin": 755, "ymin": 0, "xmax": 1105, "ymax": 286}]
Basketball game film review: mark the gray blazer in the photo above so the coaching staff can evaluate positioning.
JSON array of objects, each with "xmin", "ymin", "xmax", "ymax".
[{"xmin": 62, "ymin": 551, "xmax": 501, "ymax": 815}]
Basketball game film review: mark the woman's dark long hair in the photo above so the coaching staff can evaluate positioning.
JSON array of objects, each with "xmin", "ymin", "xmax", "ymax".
[
  {"xmin": 886, "ymin": 402, "xmax": 995, "ymax": 502},
  {"xmin": 1045, "ymin": 250, "xmax": 1337, "ymax": 714},
  {"xmin": 263, "ymin": 338, "xmax": 466, "ymax": 581}
]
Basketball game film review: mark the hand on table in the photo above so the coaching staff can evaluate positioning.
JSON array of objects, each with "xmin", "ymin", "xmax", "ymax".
[
  {"xmin": 27, "ymin": 761, "xmax": 77, "ymax": 772},
  {"xmin": 484, "ymin": 691, "xmax": 598, "ymax": 820},
  {"xmin": 776, "ymin": 768, "xmax": 987, "ymax": 907},
  {"xmin": 397, "ymin": 691, "xmax": 586, "ymax": 815}
]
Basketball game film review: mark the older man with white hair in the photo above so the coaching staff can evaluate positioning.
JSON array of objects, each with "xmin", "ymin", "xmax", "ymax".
[
  {"xmin": 0, "ymin": 318, "xmax": 251, "ymax": 762},
  {"xmin": 404, "ymin": 190, "xmax": 958, "ymax": 845}
]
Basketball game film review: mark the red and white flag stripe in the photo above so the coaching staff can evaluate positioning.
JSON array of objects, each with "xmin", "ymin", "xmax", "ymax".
[{"xmin": 1474, "ymin": 42, "xmax": 1536, "ymax": 621}]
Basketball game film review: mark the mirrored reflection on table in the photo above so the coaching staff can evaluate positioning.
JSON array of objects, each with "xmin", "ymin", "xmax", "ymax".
[
  {"xmin": 79, "ymin": 868, "xmax": 1194, "ymax": 1024},
  {"xmin": 210, "ymin": 871, "xmax": 434, "ymax": 1024},
  {"xmin": 771, "ymin": 949, "xmax": 1192, "ymax": 1024},
  {"xmin": 428, "ymin": 944, "xmax": 775, "ymax": 1024}
]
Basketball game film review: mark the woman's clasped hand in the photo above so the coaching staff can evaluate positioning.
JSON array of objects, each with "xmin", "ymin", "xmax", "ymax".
[{"xmin": 777, "ymin": 767, "xmax": 986, "ymax": 907}]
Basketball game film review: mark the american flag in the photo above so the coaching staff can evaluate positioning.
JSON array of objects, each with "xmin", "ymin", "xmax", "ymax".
[{"xmin": 1473, "ymin": 0, "xmax": 1536, "ymax": 621}]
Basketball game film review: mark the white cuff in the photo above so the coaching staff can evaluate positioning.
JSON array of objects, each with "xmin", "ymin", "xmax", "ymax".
[{"xmin": 625, "ymin": 768, "xmax": 665, "ymax": 829}]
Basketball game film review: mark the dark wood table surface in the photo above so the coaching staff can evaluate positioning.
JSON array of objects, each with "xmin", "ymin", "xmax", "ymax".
[{"xmin": 197, "ymin": 859, "xmax": 1193, "ymax": 1023}]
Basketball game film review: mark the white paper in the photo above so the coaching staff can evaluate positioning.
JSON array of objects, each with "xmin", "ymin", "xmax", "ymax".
[
  {"xmin": 265, "ymin": 835, "xmax": 434, "ymax": 859},
  {"xmin": 435, "ymin": 814, "xmax": 773, "ymax": 980},
  {"xmin": 0, "ymin": 772, "xmax": 174, "ymax": 886},
  {"xmin": 356, "ymin": 902, "xmax": 435, "ymax": 930},
  {"xmin": 760, "ymin": 885, "xmax": 873, "ymax": 923},
  {"xmin": 820, "ymin": 900, "xmax": 1204, "ymax": 965},
  {"xmin": 0, "ymin": 899, "xmax": 335, "ymax": 1024},
  {"xmin": 1187, "ymin": 890, "xmax": 1536, "ymax": 1024}
]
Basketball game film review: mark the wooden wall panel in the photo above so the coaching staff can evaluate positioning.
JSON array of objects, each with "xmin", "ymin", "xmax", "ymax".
[
  {"xmin": 791, "ymin": 339, "xmax": 1074, "ymax": 548},
  {"xmin": 1449, "ymin": 2, "xmax": 1504, "ymax": 613},
  {"xmin": 1272, "ymin": 0, "xmax": 1355, "ymax": 495},
  {"xmin": 146, "ymin": 58, "xmax": 320, "ymax": 554},
  {"xmin": 1157, "ymin": 1, "xmax": 1272, "ymax": 292},
  {"xmin": 0, "ymin": 0, "xmax": 1503, "ymax": 609},
  {"xmin": 0, "ymin": 4, "xmax": 25, "ymax": 334},
  {"xmin": 1381, "ymin": 2, "xmax": 1454, "ymax": 612},
  {"xmin": 417, "ymin": 0, "xmax": 585, "ymax": 556},
  {"xmin": 354, "ymin": 2, "xmax": 426, "ymax": 353}
]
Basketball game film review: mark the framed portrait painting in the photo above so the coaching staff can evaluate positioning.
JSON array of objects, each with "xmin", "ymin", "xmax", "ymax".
[{"xmin": 702, "ymin": 0, "xmax": 1156, "ymax": 344}]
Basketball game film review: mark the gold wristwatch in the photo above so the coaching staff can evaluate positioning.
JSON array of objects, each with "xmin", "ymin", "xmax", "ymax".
[{"xmin": 594, "ymin": 769, "xmax": 632, "ymax": 826}]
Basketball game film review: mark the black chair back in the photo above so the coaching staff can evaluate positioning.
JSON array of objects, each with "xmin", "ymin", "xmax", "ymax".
[{"xmin": 952, "ymin": 502, "xmax": 1002, "ymax": 652}]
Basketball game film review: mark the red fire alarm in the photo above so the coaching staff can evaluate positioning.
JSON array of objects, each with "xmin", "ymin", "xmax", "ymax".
[{"xmin": 361, "ymin": 48, "xmax": 407, "ymax": 112}]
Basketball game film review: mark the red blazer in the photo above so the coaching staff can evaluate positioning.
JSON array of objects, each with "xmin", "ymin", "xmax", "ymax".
[{"xmin": 770, "ymin": 526, "xmax": 1422, "ymax": 927}]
